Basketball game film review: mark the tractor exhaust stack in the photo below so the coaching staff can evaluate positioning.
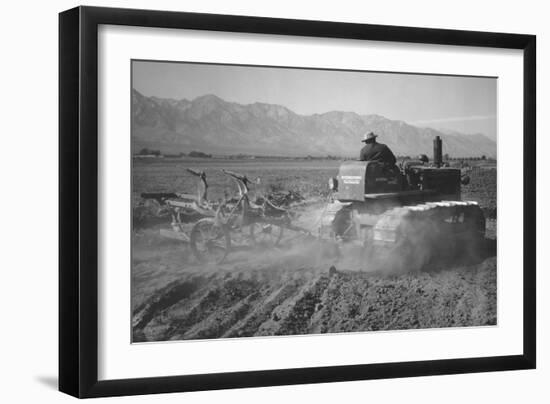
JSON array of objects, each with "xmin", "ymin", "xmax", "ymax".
[{"xmin": 433, "ymin": 135, "xmax": 443, "ymax": 168}]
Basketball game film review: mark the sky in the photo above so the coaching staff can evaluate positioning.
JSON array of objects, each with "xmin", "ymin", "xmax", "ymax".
[{"xmin": 133, "ymin": 60, "xmax": 497, "ymax": 140}]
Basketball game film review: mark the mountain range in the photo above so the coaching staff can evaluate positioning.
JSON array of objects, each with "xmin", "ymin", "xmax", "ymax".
[{"xmin": 132, "ymin": 89, "xmax": 496, "ymax": 158}]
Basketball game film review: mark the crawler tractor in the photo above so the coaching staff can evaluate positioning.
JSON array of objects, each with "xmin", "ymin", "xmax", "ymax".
[{"xmin": 321, "ymin": 136, "xmax": 485, "ymax": 270}]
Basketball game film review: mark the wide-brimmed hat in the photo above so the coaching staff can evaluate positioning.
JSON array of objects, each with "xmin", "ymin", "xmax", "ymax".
[{"xmin": 362, "ymin": 132, "xmax": 377, "ymax": 142}]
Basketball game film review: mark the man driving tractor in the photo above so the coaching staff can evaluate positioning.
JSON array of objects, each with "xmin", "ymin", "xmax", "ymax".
[{"xmin": 359, "ymin": 131, "xmax": 397, "ymax": 166}]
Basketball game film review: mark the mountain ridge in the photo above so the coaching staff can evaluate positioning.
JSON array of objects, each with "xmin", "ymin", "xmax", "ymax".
[{"xmin": 132, "ymin": 89, "xmax": 496, "ymax": 158}]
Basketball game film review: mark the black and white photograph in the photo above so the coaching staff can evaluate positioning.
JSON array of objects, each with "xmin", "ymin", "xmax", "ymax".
[
  {"xmin": 131, "ymin": 60, "xmax": 497, "ymax": 343},
  {"xmin": 0, "ymin": 0, "xmax": 544, "ymax": 401}
]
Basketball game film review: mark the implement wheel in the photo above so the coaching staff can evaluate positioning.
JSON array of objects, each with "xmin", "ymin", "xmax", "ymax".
[
  {"xmin": 190, "ymin": 218, "xmax": 230, "ymax": 264},
  {"xmin": 249, "ymin": 222, "xmax": 284, "ymax": 248}
]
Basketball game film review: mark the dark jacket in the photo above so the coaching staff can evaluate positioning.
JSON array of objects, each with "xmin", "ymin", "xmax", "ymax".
[{"xmin": 359, "ymin": 141, "xmax": 397, "ymax": 166}]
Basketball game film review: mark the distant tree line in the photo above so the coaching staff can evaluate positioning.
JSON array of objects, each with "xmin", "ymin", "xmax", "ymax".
[
  {"xmin": 188, "ymin": 151, "xmax": 212, "ymax": 158},
  {"xmin": 163, "ymin": 152, "xmax": 186, "ymax": 158},
  {"xmin": 305, "ymin": 155, "xmax": 341, "ymax": 160},
  {"xmin": 135, "ymin": 149, "xmax": 213, "ymax": 158},
  {"xmin": 138, "ymin": 148, "xmax": 161, "ymax": 156},
  {"xmin": 134, "ymin": 147, "xmax": 494, "ymax": 162},
  {"xmin": 396, "ymin": 154, "xmax": 494, "ymax": 162},
  {"xmin": 446, "ymin": 155, "xmax": 495, "ymax": 161}
]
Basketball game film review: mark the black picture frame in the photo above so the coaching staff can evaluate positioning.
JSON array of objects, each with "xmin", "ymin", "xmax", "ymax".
[{"xmin": 59, "ymin": 6, "xmax": 536, "ymax": 398}]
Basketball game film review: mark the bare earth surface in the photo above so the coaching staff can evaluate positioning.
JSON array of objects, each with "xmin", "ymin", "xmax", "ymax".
[
  {"xmin": 132, "ymin": 159, "xmax": 497, "ymax": 342},
  {"xmin": 132, "ymin": 221, "xmax": 497, "ymax": 342}
]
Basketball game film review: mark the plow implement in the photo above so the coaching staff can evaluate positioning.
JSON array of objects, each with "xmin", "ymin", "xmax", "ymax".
[{"xmin": 141, "ymin": 168, "xmax": 312, "ymax": 264}]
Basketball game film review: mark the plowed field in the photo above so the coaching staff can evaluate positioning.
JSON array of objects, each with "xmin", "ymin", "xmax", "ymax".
[{"xmin": 132, "ymin": 158, "xmax": 497, "ymax": 342}]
